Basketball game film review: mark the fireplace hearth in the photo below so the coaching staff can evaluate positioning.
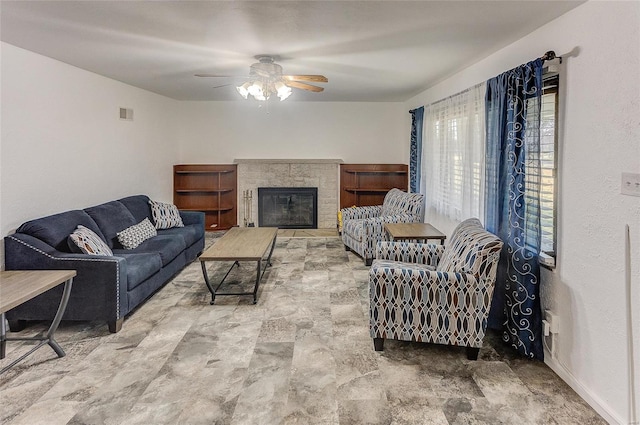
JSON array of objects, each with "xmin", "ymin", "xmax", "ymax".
[{"xmin": 258, "ymin": 187, "xmax": 318, "ymax": 229}]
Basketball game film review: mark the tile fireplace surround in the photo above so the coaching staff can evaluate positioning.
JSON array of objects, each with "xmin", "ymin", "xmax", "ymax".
[{"xmin": 235, "ymin": 159, "xmax": 342, "ymax": 229}]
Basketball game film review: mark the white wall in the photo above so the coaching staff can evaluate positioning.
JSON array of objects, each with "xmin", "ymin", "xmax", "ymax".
[
  {"xmin": 0, "ymin": 42, "xmax": 407, "ymax": 263},
  {"xmin": 405, "ymin": 2, "xmax": 640, "ymax": 424},
  {"xmin": 0, "ymin": 43, "xmax": 179, "ymax": 258},
  {"xmin": 176, "ymin": 101, "xmax": 406, "ymax": 164}
]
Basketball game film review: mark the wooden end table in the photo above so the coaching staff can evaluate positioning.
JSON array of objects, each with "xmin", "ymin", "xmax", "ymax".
[
  {"xmin": 1, "ymin": 270, "xmax": 76, "ymax": 374},
  {"xmin": 199, "ymin": 227, "xmax": 278, "ymax": 305},
  {"xmin": 384, "ymin": 223, "xmax": 447, "ymax": 244}
]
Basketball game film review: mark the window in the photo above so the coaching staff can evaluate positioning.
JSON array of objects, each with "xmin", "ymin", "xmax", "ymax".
[
  {"xmin": 419, "ymin": 75, "xmax": 558, "ymax": 263},
  {"xmin": 421, "ymin": 83, "xmax": 485, "ymax": 222},
  {"xmin": 539, "ymin": 75, "xmax": 559, "ymax": 256},
  {"xmin": 525, "ymin": 73, "xmax": 558, "ymax": 261}
]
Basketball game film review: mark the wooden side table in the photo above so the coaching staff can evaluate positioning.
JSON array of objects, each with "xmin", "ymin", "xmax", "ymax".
[
  {"xmin": 384, "ymin": 223, "xmax": 447, "ymax": 244},
  {"xmin": 1, "ymin": 270, "xmax": 76, "ymax": 374}
]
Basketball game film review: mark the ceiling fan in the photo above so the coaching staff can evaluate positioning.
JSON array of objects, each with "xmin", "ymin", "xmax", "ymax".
[{"xmin": 195, "ymin": 55, "xmax": 328, "ymax": 101}]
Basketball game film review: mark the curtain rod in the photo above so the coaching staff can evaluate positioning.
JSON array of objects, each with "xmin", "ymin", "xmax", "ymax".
[
  {"xmin": 422, "ymin": 82, "xmax": 485, "ymax": 109},
  {"xmin": 541, "ymin": 50, "xmax": 563, "ymax": 64},
  {"xmin": 410, "ymin": 51, "xmax": 562, "ymax": 112}
]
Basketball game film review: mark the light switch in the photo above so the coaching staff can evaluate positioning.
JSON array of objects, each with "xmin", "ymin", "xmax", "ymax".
[{"xmin": 621, "ymin": 172, "xmax": 640, "ymax": 197}]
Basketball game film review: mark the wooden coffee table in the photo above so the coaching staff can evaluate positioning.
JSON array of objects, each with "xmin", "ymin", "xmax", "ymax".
[
  {"xmin": 1, "ymin": 270, "xmax": 76, "ymax": 374},
  {"xmin": 384, "ymin": 223, "xmax": 446, "ymax": 244},
  {"xmin": 199, "ymin": 227, "xmax": 278, "ymax": 305}
]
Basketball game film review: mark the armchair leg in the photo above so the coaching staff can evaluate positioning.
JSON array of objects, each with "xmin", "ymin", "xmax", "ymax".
[
  {"xmin": 373, "ymin": 338, "xmax": 384, "ymax": 351},
  {"xmin": 466, "ymin": 347, "xmax": 480, "ymax": 360},
  {"xmin": 344, "ymin": 245, "xmax": 351, "ymax": 252},
  {"xmin": 365, "ymin": 258, "xmax": 373, "ymax": 266}
]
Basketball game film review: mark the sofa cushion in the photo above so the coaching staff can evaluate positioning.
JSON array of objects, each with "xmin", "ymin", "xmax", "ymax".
[
  {"xmin": 157, "ymin": 224, "xmax": 202, "ymax": 248},
  {"xmin": 117, "ymin": 218, "xmax": 158, "ymax": 249},
  {"xmin": 149, "ymin": 200, "xmax": 184, "ymax": 229},
  {"xmin": 85, "ymin": 201, "xmax": 137, "ymax": 249},
  {"xmin": 118, "ymin": 195, "xmax": 152, "ymax": 223},
  {"xmin": 115, "ymin": 252, "xmax": 163, "ymax": 290},
  {"xmin": 112, "ymin": 234, "xmax": 186, "ymax": 266},
  {"xmin": 16, "ymin": 210, "xmax": 104, "ymax": 253},
  {"xmin": 68, "ymin": 225, "xmax": 114, "ymax": 256}
]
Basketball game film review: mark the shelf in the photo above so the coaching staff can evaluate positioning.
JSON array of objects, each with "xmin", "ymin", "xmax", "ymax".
[
  {"xmin": 174, "ymin": 170, "xmax": 235, "ymax": 175},
  {"xmin": 343, "ymin": 170, "xmax": 407, "ymax": 174},
  {"xmin": 174, "ymin": 164, "xmax": 238, "ymax": 230},
  {"xmin": 178, "ymin": 207, "xmax": 234, "ymax": 212},
  {"xmin": 340, "ymin": 163, "xmax": 408, "ymax": 209},
  {"xmin": 175, "ymin": 188, "xmax": 234, "ymax": 193},
  {"xmin": 344, "ymin": 188, "xmax": 396, "ymax": 193}
]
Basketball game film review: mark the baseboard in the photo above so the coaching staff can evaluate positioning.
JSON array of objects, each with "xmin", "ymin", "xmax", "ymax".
[{"xmin": 544, "ymin": 348, "xmax": 626, "ymax": 425}]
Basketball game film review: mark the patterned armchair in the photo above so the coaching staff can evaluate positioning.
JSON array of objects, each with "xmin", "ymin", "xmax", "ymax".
[
  {"xmin": 341, "ymin": 188, "xmax": 424, "ymax": 265},
  {"xmin": 369, "ymin": 218, "xmax": 503, "ymax": 360}
]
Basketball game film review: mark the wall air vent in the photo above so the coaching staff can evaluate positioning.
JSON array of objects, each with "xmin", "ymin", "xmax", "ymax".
[{"xmin": 119, "ymin": 107, "xmax": 133, "ymax": 121}]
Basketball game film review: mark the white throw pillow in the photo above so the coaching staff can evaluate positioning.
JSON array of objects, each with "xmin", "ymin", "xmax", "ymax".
[
  {"xmin": 117, "ymin": 218, "xmax": 157, "ymax": 249},
  {"xmin": 69, "ymin": 225, "xmax": 113, "ymax": 256},
  {"xmin": 149, "ymin": 200, "xmax": 184, "ymax": 229}
]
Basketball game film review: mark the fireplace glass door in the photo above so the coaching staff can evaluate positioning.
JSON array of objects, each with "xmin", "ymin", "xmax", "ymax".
[{"xmin": 258, "ymin": 187, "xmax": 318, "ymax": 229}]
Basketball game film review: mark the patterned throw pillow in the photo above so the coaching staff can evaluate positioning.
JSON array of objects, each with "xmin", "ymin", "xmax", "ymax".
[
  {"xmin": 149, "ymin": 200, "xmax": 184, "ymax": 229},
  {"xmin": 117, "ymin": 218, "xmax": 157, "ymax": 249},
  {"xmin": 69, "ymin": 225, "xmax": 113, "ymax": 256}
]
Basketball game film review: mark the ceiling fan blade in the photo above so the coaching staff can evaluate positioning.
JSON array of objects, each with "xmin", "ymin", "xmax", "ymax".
[
  {"xmin": 212, "ymin": 83, "xmax": 233, "ymax": 89},
  {"xmin": 283, "ymin": 75, "xmax": 328, "ymax": 83},
  {"xmin": 195, "ymin": 74, "xmax": 248, "ymax": 78},
  {"xmin": 285, "ymin": 81, "xmax": 325, "ymax": 92}
]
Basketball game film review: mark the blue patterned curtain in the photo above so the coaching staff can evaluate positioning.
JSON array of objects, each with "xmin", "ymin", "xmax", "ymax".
[
  {"xmin": 484, "ymin": 59, "xmax": 544, "ymax": 360},
  {"xmin": 409, "ymin": 107, "xmax": 424, "ymax": 193}
]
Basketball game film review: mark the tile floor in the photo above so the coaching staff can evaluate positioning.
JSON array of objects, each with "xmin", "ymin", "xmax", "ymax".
[{"xmin": 0, "ymin": 233, "xmax": 606, "ymax": 424}]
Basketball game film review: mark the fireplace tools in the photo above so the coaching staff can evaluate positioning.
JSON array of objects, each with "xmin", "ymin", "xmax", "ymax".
[{"xmin": 243, "ymin": 190, "xmax": 255, "ymax": 227}]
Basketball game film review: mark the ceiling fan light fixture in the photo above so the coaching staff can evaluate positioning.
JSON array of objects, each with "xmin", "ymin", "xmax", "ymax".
[
  {"xmin": 236, "ymin": 82, "xmax": 250, "ymax": 99},
  {"xmin": 247, "ymin": 81, "xmax": 264, "ymax": 98},
  {"xmin": 275, "ymin": 81, "xmax": 292, "ymax": 101},
  {"xmin": 205, "ymin": 56, "xmax": 326, "ymax": 101}
]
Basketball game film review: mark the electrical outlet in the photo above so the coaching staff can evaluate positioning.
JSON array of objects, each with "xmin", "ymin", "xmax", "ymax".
[
  {"xmin": 621, "ymin": 172, "xmax": 640, "ymax": 197},
  {"xmin": 542, "ymin": 320, "xmax": 551, "ymax": 336},
  {"xmin": 545, "ymin": 310, "xmax": 559, "ymax": 334}
]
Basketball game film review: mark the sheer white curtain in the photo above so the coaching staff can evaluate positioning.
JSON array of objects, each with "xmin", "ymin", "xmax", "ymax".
[{"xmin": 420, "ymin": 82, "xmax": 486, "ymax": 223}]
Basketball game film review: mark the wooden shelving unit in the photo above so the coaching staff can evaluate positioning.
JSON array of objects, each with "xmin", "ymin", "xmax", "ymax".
[
  {"xmin": 340, "ymin": 164, "xmax": 408, "ymax": 209},
  {"xmin": 173, "ymin": 164, "xmax": 237, "ymax": 231}
]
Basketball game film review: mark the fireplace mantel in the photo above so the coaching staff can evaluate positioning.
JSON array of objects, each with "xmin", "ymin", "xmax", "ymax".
[{"xmin": 234, "ymin": 159, "xmax": 343, "ymax": 164}]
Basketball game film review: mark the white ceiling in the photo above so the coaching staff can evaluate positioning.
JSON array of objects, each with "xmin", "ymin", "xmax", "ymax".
[{"xmin": 0, "ymin": 1, "xmax": 583, "ymax": 102}]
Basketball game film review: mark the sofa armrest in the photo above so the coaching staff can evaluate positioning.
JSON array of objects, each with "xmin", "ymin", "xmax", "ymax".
[
  {"xmin": 375, "ymin": 241, "xmax": 444, "ymax": 266},
  {"xmin": 363, "ymin": 213, "xmax": 421, "ymax": 230},
  {"xmin": 179, "ymin": 210, "xmax": 205, "ymax": 227},
  {"xmin": 341, "ymin": 205, "xmax": 382, "ymax": 221},
  {"xmin": 370, "ymin": 262, "xmax": 478, "ymax": 293},
  {"xmin": 4, "ymin": 233, "xmax": 128, "ymax": 323},
  {"xmin": 362, "ymin": 214, "xmax": 423, "ymax": 241}
]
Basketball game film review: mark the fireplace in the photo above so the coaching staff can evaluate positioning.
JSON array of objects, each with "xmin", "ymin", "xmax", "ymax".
[{"xmin": 258, "ymin": 187, "xmax": 318, "ymax": 229}]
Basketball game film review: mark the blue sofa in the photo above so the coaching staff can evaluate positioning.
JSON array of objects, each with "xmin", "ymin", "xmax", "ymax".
[{"xmin": 3, "ymin": 195, "xmax": 205, "ymax": 333}]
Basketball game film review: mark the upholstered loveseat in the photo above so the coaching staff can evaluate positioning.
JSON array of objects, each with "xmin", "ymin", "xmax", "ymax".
[
  {"xmin": 341, "ymin": 188, "xmax": 425, "ymax": 265},
  {"xmin": 3, "ymin": 195, "xmax": 205, "ymax": 333},
  {"xmin": 369, "ymin": 218, "xmax": 503, "ymax": 359}
]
